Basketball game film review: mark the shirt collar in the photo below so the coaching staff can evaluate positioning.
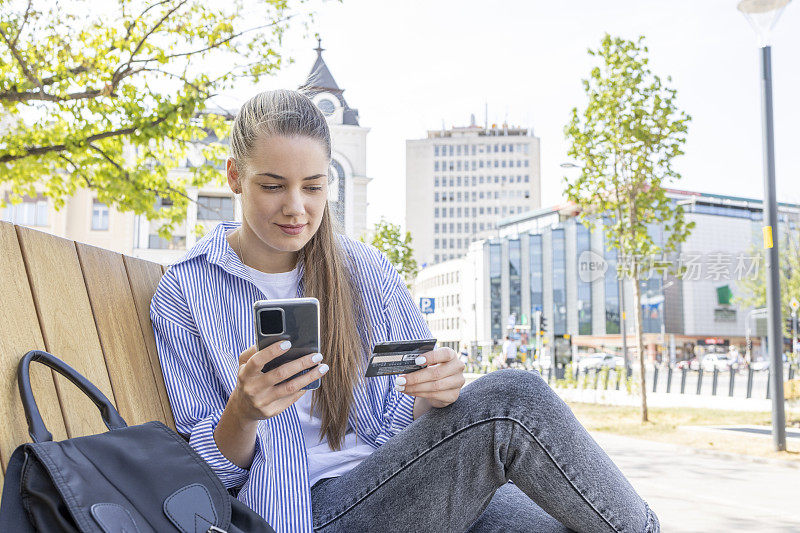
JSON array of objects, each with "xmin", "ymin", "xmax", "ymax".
[{"xmin": 175, "ymin": 221, "xmax": 306, "ymax": 286}]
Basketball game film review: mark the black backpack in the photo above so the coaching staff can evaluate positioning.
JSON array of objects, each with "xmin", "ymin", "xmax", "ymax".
[{"xmin": 0, "ymin": 350, "xmax": 276, "ymax": 533}]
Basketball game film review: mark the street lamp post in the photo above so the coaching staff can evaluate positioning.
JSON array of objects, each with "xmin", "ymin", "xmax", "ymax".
[{"xmin": 738, "ymin": 0, "xmax": 792, "ymax": 451}]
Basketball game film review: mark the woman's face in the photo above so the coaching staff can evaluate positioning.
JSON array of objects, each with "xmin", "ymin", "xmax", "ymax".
[{"xmin": 228, "ymin": 135, "xmax": 329, "ymax": 255}]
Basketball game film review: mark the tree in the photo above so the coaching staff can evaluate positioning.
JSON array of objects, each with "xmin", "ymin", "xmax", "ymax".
[
  {"xmin": 736, "ymin": 220, "xmax": 800, "ymax": 339},
  {"xmin": 1, "ymin": 0, "xmax": 307, "ymax": 235},
  {"xmin": 564, "ymin": 34, "xmax": 693, "ymax": 423},
  {"xmin": 361, "ymin": 218, "xmax": 419, "ymax": 288}
]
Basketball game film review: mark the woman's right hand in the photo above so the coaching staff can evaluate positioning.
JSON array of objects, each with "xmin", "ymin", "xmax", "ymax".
[{"xmin": 230, "ymin": 340, "xmax": 328, "ymax": 423}]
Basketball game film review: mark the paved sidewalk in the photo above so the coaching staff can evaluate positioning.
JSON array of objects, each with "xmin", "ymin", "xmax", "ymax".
[{"xmin": 593, "ymin": 432, "xmax": 800, "ymax": 532}]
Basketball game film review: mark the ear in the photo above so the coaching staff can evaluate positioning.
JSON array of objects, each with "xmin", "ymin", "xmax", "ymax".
[{"xmin": 227, "ymin": 158, "xmax": 241, "ymax": 194}]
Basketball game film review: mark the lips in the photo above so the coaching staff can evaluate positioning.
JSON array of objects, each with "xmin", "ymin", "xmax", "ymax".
[{"xmin": 276, "ymin": 223, "xmax": 306, "ymax": 236}]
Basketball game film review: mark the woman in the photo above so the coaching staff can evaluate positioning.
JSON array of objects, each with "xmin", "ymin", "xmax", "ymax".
[{"xmin": 150, "ymin": 90, "xmax": 659, "ymax": 533}]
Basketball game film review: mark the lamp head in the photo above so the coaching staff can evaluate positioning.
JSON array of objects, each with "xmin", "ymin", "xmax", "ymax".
[{"xmin": 737, "ymin": 0, "xmax": 792, "ymax": 46}]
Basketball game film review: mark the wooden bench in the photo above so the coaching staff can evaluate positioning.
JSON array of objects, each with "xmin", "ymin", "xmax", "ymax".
[{"xmin": 0, "ymin": 221, "xmax": 176, "ymax": 501}]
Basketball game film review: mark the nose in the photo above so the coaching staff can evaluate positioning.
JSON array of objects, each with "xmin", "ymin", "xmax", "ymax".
[{"xmin": 283, "ymin": 188, "xmax": 305, "ymax": 217}]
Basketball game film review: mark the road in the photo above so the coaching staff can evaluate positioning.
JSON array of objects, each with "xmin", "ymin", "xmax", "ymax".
[{"xmin": 593, "ymin": 432, "xmax": 800, "ymax": 532}]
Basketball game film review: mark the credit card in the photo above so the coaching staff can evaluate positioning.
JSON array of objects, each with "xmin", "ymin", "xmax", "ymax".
[{"xmin": 365, "ymin": 338, "xmax": 437, "ymax": 377}]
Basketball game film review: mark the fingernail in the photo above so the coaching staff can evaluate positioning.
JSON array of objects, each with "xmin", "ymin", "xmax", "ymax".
[
  {"xmin": 311, "ymin": 353, "xmax": 323, "ymax": 364},
  {"xmin": 396, "ymin": 376, "xmax": 407, "ymax": 386},
  {"xmin": 318, "ymin": 364, "xmax": 329, "ymax": 375},
  {"xmin": 415, "ymin": 356, "xmax": 427, "ymax": 366},
  {"xmin": 280, "ymin": 340, "xmax": 292, "ymax": 350},
  {"xmin": 396, "ymin": 385, "xmax": 405, "ymax": 392}
]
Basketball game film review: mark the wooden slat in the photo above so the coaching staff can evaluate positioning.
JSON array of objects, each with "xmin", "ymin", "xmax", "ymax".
[
  {"xmin": 76, "ymin": 243, "xmax": 168, "ymax": 427},
  {"xmin": 16, "ymin": 226, "xmax": 114, "ymax": 438},
  {"xmin": 124, "ymin": 255, "xmax": 175, "ymax": 430},
  {"xmin": 0, "ymin": 223, "xmax": 68, "ymax": 476}
]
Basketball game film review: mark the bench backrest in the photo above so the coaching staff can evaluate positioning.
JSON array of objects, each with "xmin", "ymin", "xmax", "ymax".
[{"xmin": 0, "ymin": 221, "xmax": 175, "ymax": 490}]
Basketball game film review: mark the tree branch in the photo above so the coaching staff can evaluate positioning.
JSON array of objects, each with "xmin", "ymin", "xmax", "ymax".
[
  {"xmin": 128, "ymin": 17, "xmax": 294, "ymax": 65},
  {"xmin": 9, "ymin": 0, "xmax": 33, "ymax": 49},
  {"xmin": 57, "ymin": 153, "xmax": 94, "ymax": 188},
  {"xmin": 116, "ymin": 0, "xmax": 190, "ymax": 80},
  {"xmin": 0, "ymin": 107, "xmax": 179, "ymax": 163},
  {"xmin": 0, "ymin": 24, "xmax": 45, "ymax": 94}
]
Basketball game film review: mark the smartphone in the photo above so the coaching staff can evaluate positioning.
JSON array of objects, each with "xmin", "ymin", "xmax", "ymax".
[
  {"xmin": 253, "ymin": 297, "xmax": 321, "ymax": 390},
  {"xmin": 365, "ymin": 338, "xmax": 437, "ymax": 377}
]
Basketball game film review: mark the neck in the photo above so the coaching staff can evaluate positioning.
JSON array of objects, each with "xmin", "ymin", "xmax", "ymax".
[{"xmin": 230, "ymin": 224, "xmax": 299, "ymax": 274}]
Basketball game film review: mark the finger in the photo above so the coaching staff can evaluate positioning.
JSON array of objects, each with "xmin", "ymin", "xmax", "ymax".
[
  {"xmin": 238, "ymin": 345, "xmax": 258, "ymax": 366},
  {"xmin": 401, "ymin": 357, "xmax": 464, "ymax": 387},
  {"xmin": 265, "ymin": 351, "xmax": 325, "ymax": 387},
  {"xmin": 402, "ymin": 373, "xmax": 465, "ymax": 395},
  {"xmin": 243, "ymin": 339, "xmax": 293, "ymax": 377},
  {"xmin": 413, "ymin": 347, "xmax": 456, "ymax": 368},
  {"xmin": 274, "ymin": 362, "xmax": 330, "ymax": 397}
]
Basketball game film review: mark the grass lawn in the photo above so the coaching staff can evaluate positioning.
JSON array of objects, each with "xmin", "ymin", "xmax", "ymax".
[{"xmin": 566, "ymin": 402, "xmax": 800, "ymax": 463}]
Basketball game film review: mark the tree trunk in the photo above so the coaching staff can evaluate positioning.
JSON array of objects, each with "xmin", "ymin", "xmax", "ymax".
[{"xmin": 631, "ymin": 276, "xmax": 649, "ymax": 422}]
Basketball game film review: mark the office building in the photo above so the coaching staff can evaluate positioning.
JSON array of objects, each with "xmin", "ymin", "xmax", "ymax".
[{"xmin": 405, "ymin": 119, "xmax": 541, "ymax": 267}]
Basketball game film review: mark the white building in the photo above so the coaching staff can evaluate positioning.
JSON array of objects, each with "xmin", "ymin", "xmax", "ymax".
[
  {"xmin": 411, "ymin": 257, "xmax": 471, "ymax": 352},
  {"xmin": 405, "ymin": 119, "xmax": 541, "ymax": 267}
]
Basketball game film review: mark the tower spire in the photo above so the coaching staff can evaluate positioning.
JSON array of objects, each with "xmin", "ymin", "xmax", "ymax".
[{"xmin": 315, "ymin": 37, "xmax": 324, "ymax": 57}]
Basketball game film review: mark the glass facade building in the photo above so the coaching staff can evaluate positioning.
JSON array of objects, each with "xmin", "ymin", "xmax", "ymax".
[
  {"xmin": 529, "ymin": 234, "xmax": 543, "ymax": 319},
  {"xmin": 509, "ymin": 239, "xmax": 521, "ymax": 325},
  {"xmin": 576, "ymin": 223, "xmax": 592, "ymax": 335},
  {"xmin": 489, "ymin": 243, "xmax": 502, "ymax": 339},
  {"xmin": 551, "ymin": 228, "xmax": 567, "ymax": 335}
]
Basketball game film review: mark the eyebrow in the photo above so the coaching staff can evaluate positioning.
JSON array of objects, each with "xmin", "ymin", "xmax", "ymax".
[{"xmin": 255, "ymin": 172, "xmax": 326, "ymax": 181}]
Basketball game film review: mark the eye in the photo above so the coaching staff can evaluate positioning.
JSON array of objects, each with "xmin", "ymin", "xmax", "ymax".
[
  {"xmin": 260, "ymin": 185, "xmax": 281, "ymax": 191},
  {"xmin": 308, "ymin": 186, "xmax": 323, "ymax": 192}
]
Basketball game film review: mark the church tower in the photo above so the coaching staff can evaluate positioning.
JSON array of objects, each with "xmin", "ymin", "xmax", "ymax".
[{"xmin": 301, "ymin": 39, "xmax": 371, "ymax": 240}]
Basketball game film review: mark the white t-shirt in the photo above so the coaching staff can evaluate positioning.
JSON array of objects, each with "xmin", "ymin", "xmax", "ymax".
[{"xmin": 234, "ymin": 238, "xmax": 373, "ymax": 487}]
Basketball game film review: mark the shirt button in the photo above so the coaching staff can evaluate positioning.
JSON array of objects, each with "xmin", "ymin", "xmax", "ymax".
[{"xmin": 363, "ymin": 427, "xmax": 374, "ymax": 436}]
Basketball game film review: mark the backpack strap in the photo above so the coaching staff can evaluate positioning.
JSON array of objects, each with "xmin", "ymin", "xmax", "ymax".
[
  {"xmin": 0, "ymin": 446, "xmax": 37, "ymax": 532},
  {"xmin": 18, "ymin": 350, "xmax": 127, "ymax": 442}
]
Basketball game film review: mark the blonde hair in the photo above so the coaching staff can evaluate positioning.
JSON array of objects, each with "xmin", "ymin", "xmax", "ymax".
[{"xmin": 230, "ymin": 90, "xmax": 371, "ymax": 450}]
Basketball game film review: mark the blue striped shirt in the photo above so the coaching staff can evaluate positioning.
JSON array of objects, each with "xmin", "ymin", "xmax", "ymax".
[{"xmin": 150, "ymin": 221, "xmax": 432, "ymax": 532}]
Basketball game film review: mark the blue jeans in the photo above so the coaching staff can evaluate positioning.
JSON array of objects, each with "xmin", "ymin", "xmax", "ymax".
[{"xmin": 311, "ymin": 370, "xmax": 659, "ymax": 532}]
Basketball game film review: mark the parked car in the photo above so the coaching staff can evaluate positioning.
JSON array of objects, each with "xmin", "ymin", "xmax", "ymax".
[
  {"xmin": 577, "ymin": 353, "xmax": 624, "ymax": 371},
  {"xmin": 700, "ymin": 353, "xmax": 738, "ymax": 371},
  {"xmin": 676, "ymin": 357, "xmax": 700, "ymax": 371}
]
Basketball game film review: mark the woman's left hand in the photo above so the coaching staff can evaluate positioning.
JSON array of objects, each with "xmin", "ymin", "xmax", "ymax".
[{"xmin": 396, "ymin": 347, "xmax": 465, "ymax": 408}]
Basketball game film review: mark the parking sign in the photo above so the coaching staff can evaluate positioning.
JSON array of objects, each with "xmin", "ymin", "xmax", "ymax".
[{"xmin": 419, "ymin": 297, "xmax": 435, "ymax": 314}]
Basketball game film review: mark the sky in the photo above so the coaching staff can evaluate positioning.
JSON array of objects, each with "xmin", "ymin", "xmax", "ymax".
[{"xmin": 216, "ymin": 0, "xmax": 800, "ymax": 231}]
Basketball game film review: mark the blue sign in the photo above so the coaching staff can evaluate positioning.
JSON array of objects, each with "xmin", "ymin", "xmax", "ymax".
[{"xmin": 419, "ymin": 297, "xmax": 435, "ymax": 314}]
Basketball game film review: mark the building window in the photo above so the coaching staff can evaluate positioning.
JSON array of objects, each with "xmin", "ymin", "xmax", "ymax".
[
  {"xmin": 490, "ymin": 243, "xmax": 502, "ymax": 340},
  {"xmin": 148, "ymin": 234, "xmax": 186, "ymax": 250},
  {"xmin": 197, "ymin": 195, "xmax": 234, "ymax": 221},
  {"xmin": 552, "ymin": 228, "xmax": 567, "ymax": 335},
  {"xmin": 577, "ymin": 223, "xmax": 593, "ymax": 335},
  {"xmin": 91, "ymin": 200, "xmax": 110, "ymax": 231},
  {"xmin": 603, "ymin": 217, "xmax": 620, "ymax": 334},
  {"xmin": 2, "ymin": 196, "xmax": 48, "ymax": 226},
  {"xmin": 530, "ymin": 234, "xmax": 543, "ymax": 325},
  {"xmin": 509, "ymin": 239, "xmax": 521, "ymax": 327}
]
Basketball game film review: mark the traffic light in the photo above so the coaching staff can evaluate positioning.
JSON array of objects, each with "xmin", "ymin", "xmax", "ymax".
[{"xmin": 540, "ymin": 315, "xmax": 547, "ymax": 336}]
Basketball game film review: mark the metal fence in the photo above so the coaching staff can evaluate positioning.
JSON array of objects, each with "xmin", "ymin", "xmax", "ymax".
[{"xmin": 541, "ymin": 364, "xmax": 799, "ymax": 401}]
